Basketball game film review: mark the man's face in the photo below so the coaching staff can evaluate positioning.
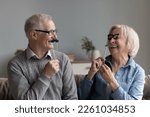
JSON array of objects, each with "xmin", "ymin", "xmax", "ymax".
[{"xmin": 34, "ymin": 20, "xmax": 57, "ymax": 51}]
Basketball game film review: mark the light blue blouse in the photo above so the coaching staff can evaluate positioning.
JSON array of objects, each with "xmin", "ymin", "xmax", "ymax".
[{"xmin": 78, "ymin": 55, "xmax": 145, "ymax": 100}]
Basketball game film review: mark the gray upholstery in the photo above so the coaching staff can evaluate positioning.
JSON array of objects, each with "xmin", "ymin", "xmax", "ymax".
[
  {"xmin": 143, "ymin": 75, "xmax": 150, "ymax": 100},
  {"xmin": 0, "ymin": 78, "xmax": 13, "ymax": 100}
]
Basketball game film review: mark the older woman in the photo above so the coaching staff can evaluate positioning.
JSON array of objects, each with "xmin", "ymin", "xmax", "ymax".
[{"xmin": 78, "ymin": 24, "xmax": 145, "ymax": 100}]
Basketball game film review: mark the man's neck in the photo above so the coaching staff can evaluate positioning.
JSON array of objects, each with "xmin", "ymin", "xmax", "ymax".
[{"xmin": 29, "ymin": 45, "xmax": 48, "ymax": 59}]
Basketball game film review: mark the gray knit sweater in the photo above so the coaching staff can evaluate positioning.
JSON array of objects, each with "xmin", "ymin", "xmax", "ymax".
[{"xmin": 7, "ymin": 48, "xmax": 78, "ymax": 100}]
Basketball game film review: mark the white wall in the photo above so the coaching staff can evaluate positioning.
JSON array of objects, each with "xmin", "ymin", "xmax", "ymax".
[{"xmin": 0, "ymin": 0, "xmax": 150, "ymax": 76}]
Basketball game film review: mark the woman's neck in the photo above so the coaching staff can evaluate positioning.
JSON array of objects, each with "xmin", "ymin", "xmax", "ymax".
[{"xmin": 112, "ymin": 55, "xmax": 129, "ymax": 73}]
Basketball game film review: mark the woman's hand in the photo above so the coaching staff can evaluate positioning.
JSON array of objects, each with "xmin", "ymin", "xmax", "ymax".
[
  {"xmin": 99, "ymin": 64, "xmax": 119, "ymax": 91},
  {"xmin": 87, "ymin": 57, "xmax": 104, "ymax": 80}
]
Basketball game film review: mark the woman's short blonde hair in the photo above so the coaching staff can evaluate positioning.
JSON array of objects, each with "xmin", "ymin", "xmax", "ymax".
[{"xmin": 109, "ymin": 24, "xmax": 140, "ymax": 58}]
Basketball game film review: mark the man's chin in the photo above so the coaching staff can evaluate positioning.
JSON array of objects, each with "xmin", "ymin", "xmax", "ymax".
[
  {"xmin": 49, "ymin": 46, "xmax": 54, "ymax": 49},
  {"xmin": 48, "ymin": 43, "xmax": 54, "ymax": 48}
]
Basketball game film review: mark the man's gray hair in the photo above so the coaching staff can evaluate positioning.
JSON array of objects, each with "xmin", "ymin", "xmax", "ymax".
[{"xmin": 24, "ymin": 13, "xmax": 53, "ymax": 38}]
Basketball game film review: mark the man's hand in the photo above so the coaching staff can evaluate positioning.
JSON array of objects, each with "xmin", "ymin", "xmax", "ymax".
[{"xmin": 43, "ymin": 59, "xmax": 59, "ymax": 79}]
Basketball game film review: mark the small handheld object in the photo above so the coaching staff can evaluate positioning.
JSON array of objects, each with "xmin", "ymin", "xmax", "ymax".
[{"xmin": 103, "ymin": 44, "xmax": 112, "ymax": 71}]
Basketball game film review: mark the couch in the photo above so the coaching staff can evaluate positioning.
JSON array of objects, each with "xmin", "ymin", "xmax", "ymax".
[
  {"xmin": 0, "ymin": 78, "xmax": 13, "ymax": 99},
  {"xmin": 0, "ymin": 75, "xmax": 150, "ymax": 100},
  {"xmin": 143, "ymin": 75, "xmax": 150, "ymax": 100}
]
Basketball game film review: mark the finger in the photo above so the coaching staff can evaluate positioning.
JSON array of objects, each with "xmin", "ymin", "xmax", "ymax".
[
  {"xmin": 103, "ymin": 64, "xmax": 110, "ymax": 70},
  {"xmin": 99, "ymin": 66, "xmax": 104, "ymax": 74},
  {"xmin": 55, "ymin": 65, "xmax": 60, "ymax": 72},
  {"xmin": 52, "ymin": 59, "xmax": 59, "ymax": 63},
  {"xmin": 96, "ymin": 57, "xmax": 103, "ymax": 60},
  {"xmin": 54, "ymin": 59, "xmax": 59, "ymax": 63},
  {"xmin": 102, "ymin": 64, "xmax": 111, "ymax": 73},
  {"xmin": 91, "ymin": 60, "xmax": 98, "ymax": 67},
  {"xmin": 95, "ymin": 62, "xmax": 100, "ymax": 69},
  {"xmin": 96, "ymin": 60, "xmax": 104, "ymax": 69}
]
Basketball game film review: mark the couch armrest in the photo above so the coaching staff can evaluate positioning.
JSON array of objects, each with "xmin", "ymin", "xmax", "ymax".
[
  {"xmin": 143, "ymin": 75, "xmax": 150, "ymax": 100},
  {"xmin": 0, "ymin": 78, "xmax": 13, "ymax": 100}
]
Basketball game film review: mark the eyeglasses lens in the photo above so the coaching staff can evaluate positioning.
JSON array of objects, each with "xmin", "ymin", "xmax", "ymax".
[{"xmin": 107, "ymin": 34, "xmax": 119, "ymax": 40}]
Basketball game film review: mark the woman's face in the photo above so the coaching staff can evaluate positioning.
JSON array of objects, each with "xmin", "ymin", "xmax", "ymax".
[{"xmin": 107, "ymin": 28, "xmax": 129, "ymax": 57}]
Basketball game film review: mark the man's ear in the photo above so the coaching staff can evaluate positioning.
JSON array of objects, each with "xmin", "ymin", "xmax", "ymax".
[{"xmin": 30, "ymin": 31, "xmax": 37, "ymax": 40}]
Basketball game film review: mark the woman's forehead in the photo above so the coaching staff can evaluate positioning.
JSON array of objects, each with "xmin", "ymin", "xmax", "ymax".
[{"xmin": 110, "ymin": 28, "xmax": 121, "ymax": 33}]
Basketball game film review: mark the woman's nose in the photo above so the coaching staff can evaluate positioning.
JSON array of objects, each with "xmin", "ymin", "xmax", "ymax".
[{"xmin": 109, "ymin": 38, "xmax": 116, "ymax": 42}]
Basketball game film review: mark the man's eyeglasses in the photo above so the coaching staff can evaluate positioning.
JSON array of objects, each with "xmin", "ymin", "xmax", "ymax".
[
  {"xmin": 35, "ymin": 29, "xmax": 57, "ymax": 35},
  {"xmin": 107, "ymin": 33, "xmax": 119, "ymax": 41}
]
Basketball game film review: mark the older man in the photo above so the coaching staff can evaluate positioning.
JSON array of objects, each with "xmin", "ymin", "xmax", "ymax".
[{"xmin": 8, "ymin": 13, "xmax": 78, "ymax": 100}]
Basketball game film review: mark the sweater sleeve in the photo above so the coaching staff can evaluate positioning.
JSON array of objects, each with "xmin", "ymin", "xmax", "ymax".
[
  {"xmin": 7, "ymin": 60, "xmax": 51, "ymax": 100},
  {"xmin": 60, "ymin": 54, "xmax": 78, "ymax": 100}
]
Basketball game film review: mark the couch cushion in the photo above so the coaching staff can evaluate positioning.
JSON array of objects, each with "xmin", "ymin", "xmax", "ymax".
[{"xmin": 74, "ymin": 75, "xmax": 84, "ymax": 87}]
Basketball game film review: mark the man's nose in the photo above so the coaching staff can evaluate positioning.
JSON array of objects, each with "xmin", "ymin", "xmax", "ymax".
[{"xmin": 50, "ymin": 32, "xmax": 57, "ymax": 39}]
